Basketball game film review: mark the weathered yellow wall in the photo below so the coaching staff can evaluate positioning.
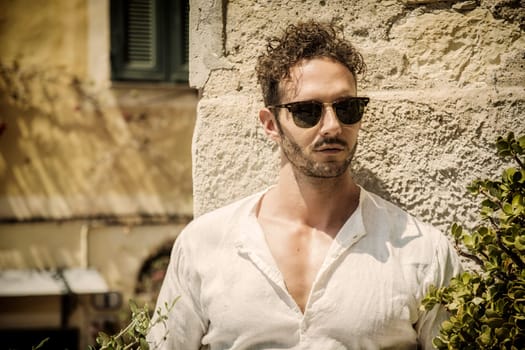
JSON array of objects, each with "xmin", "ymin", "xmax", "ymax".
[
  {"xmin": 0, "ymin": 0, "xmax": 196, "ymax": 220},
  {"xmin": 0, "ymin": 0, "xmax": 88, "ymax": 78},
  {"xmin": 0, "ymin": 2, "xmax": 196, "ymax": 344},
  {"xmin": 0, "ymin": 84, "xmax": 196, "ymax": 219}
]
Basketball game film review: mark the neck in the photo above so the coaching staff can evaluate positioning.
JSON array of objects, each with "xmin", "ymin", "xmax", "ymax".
[{"xmin": 265, "ymin": 164, "xmax": 361, "ymax": 233}]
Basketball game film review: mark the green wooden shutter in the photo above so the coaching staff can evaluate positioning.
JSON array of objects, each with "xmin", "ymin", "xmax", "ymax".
[
  {"xmin": 111, "ymin": 0, "xmax": 188, "ymax": 83},
  {"xmin": 169, "ymin": 0, "xmax": 189, "ymax": 82},
  {"xmin": 111, "ymin": 0, "xmax": 167, "ymax": 81}
]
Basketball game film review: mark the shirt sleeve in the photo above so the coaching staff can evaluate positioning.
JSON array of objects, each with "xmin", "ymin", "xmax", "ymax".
[
  {"xmin": 416, "ymin": 232, "xmax": 462, "ymax": 349},
  {"xmin": 147, "ymin": 232, "xmax": 208, "ymax": 350}
]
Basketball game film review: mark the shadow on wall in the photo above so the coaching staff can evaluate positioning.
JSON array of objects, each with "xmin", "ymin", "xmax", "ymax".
[
  {"xmin": 353, "ymin": 167, "xmax": 396, "ymax": 205},
  {"xmin": 0, "ymin": 60, "xmax": 195, "ymax": 220}
]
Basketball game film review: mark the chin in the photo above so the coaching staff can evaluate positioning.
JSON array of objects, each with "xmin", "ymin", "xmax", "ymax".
[{"xmin": 304, "ymin": 162, "xmax": 352, "ymax": 178}]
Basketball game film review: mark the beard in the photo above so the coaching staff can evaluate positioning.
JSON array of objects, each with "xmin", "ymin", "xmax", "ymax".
[{"xmin": 277, "ymin": 126, "xmax": 357, "ymax": 179}]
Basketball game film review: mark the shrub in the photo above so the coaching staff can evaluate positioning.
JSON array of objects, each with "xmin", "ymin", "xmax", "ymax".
[
  {"xmin": 422, "ymin": 132, "xmax": 525, "ymax": 349},
  {"xmin": 89, "ymin": 299, "xmax": 176, "ymax": 350}
]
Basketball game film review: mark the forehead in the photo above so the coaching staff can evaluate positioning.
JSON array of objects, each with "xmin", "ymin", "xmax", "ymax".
[{"xmin": 280, "ymin": 57, "xmax": 357, "ymax": 102}]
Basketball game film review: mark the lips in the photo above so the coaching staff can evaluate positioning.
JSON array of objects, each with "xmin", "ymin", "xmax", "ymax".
[
  {"xmin": 313, "ymin": 138, "xmax": 347, "ymax": 149},
  {"xmin": 316, "ymin": 145, "xmax": 344, "ymax": 152}
]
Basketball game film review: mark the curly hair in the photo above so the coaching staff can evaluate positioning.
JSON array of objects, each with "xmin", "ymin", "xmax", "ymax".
[{"xmin": 256, "ymin": 20, "xmax": 366, "ymax": 107}]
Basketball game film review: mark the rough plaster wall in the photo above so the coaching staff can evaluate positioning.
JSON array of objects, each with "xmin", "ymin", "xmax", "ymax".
[{"xmin": 191, "ymin": 0, "xmax": 525, "ymax": 233}]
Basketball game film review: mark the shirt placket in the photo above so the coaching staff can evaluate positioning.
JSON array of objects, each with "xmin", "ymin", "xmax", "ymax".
[
  {"xmin": 299, "ymin": 236, "xmax": 359, "ymax": 340},
  {"xmin": 235, "ymin": 220, "xmax": 303, "ymax": 315},
  {"xmin": 235, "ymin": 197, "xmax": 367, "ymax": 343},
  {"xmin": 300, "ymin": 205, "xmax": 368, "ymax": 340}
]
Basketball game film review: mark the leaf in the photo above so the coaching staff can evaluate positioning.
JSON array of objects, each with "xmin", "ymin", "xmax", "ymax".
[
  {"xmin": 518, "ymin": 135, "xmax": 525, "ymax": 149},
  {"xmin": 502, "ymin": 235, "xmax": 515, "ymax": 247},
  {"xmin": 451, "ymin": 223, "xmax": 463, "ymax": 239},
  {"xmin": 461, "ymin": 273, "xmax": 472, "ymax": 284},
  {"xmin": 129, "ymin": 299, "xmax": 139, "ymax": 314},
  {"xmin": 503, "ymin": 168, "xmax": 517, "ymax": 182},
  {"xmin": 32, "ymin": 337, "xmax": 50, "ymax": 350},
  {"xmin": 97, "ymin": 331, "xmax": 111, "ymax": 344},
  {"xmin": 515, "ymin": 236, "xmax": 525, "ymax": 252},
  {"xmin": 442, "ymin": 320, "xmax": 454, "ymax": 331},
  {"xmin": 472, "ymin": 297, "xmax": 484, "ymax": 305},
  {"xmin": 503, "ymin": 203, "xmax": 514, "ymax": 215},
  {"xmin": 511, "ymin": 142, "xmax": 523, "ymax": 154},
  {"xmin": 497, "ymin": 138, "xmax": 510, "ymax": 153},
  {"xmin": 489, "ymin": 184, "xmax": 502, "ymax": 198},
  {"xmin": 480, "ymin": 226, "xmax": 492, "ymax": 235},
  {"xmin": 477, "ymin": 326, "xmax": 492, "ymax": 345},
  {"xmin": 485, "ymin": 316, "xmax": 504, "ymax": 328},
  {"xmin": 432, "ymin": 336, "xmax": 447, "ymax": 349},
  {"xmin": 140, "ymin": 338, "xmax": 150, "ymax": 350},
  {"xmin": 512, "ymin": 194, "xmax": 523, "ymax": 208},
  {"xmin": 463, "ymin": 234, "xmax": 474, "ymax": 247}
]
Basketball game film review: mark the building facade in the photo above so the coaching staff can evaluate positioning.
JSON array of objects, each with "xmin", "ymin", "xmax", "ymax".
[{"xmin": 0, "ymin": 0, "xmax": 195, "ymax": 348}]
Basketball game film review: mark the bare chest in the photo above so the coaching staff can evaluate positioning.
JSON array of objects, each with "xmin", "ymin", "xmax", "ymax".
[{"xmin": 261, "ymin": 223, "xmax": 335, "ymax": 313}]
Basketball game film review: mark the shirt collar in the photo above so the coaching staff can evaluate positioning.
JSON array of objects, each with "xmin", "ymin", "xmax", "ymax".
[
  {"xmin": 234, "ymin": 186, "xmax": 369, "ymax": 253},
  {"xmin": 333, "ymin": 186, "xmax": 367, "ymax": 248}
]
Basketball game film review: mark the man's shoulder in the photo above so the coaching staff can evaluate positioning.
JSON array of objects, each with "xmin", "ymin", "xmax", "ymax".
[
  {"xmin": 360, "ymin": 188, "xmax": 457, "ymax": 270},
  {"xmin": 176, "ymin": 190, "xmax": 264, "ymax": 246},
  {"xmin": 360, "ymin": 188, "xmax": 442, "ymax": 241},
  {"xmin": 360, "ymin": 188, "xmax": 411, "ymax": 218},
  {"xmin": 194, "ymin": 191, "xmax": 263, "ymax": 225}
]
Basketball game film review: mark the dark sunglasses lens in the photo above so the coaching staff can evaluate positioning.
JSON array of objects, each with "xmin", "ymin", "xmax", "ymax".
[
  {"xmin": 334, "ymin": 99, "xmax": 365, "ymax": 124},
  {"xmin": 290, "ymin": 102, "xmax": 322, "ymax": 128}
]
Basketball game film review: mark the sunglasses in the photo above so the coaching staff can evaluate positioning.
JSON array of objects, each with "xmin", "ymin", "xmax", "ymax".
[{"xmin": 269, "ymin": 97, "xmax": 370, "ymax": 128}]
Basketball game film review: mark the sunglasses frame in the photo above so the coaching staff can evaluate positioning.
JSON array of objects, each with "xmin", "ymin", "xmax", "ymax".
[{"xmin": 268, "ymin": 97, "xmax": 370, "ymax": 128}]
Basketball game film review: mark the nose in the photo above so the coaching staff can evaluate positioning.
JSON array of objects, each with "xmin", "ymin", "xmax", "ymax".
[{"xmin": 319, "ymin": 104, "xmax": 342, "ymax": 136}]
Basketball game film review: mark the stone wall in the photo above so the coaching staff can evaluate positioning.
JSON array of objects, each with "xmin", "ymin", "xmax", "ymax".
[{"xmin": 190, "ymin": 0, "xmax": 525, "ymax": 233}]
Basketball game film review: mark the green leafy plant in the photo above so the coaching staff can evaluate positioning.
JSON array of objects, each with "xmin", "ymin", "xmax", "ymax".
[
  {"xmin": 422, "ymin": 132, "xmax": 525, "ymax": 349},
  {"xmin": 89, "ymin": 298, "xmax": 177, "ymax": 350}
]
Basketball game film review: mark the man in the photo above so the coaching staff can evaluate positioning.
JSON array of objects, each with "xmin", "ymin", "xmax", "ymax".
[{"xmin": 148, "ymin": 20, "xmax": 461, "ymax": 349}]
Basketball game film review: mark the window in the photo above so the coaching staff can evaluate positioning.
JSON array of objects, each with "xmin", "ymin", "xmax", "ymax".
[{"xmin": 110, "ymin": 0, "xmax": 189, "ymax": 83}]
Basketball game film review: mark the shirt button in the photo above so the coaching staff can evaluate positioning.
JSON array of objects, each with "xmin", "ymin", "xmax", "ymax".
[{"xmin": 300, "ymin": 322, "xmax": 307, "ymax": 334}]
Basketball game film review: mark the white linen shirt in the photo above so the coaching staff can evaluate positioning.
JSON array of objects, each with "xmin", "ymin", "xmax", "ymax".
[{"xmin": 148, "ymin": 187, "xmax": 461, "ymax": 350}]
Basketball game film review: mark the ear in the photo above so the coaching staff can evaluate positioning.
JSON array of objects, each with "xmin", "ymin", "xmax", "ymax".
[{"xmin": 259, "ymin": 108, "xmax": 281, "ymax": 142}]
